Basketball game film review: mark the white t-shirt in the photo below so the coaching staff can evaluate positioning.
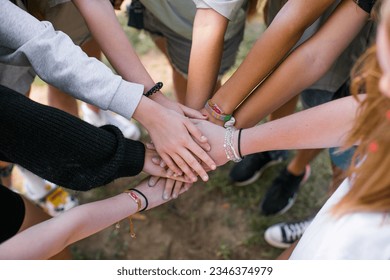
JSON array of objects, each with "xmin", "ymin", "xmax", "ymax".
[{"xmin": 290, "ymin": 178, "xmax": 390, "ymax": 260}]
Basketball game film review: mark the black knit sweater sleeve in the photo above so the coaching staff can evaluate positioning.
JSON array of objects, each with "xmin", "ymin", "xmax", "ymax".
[{"xmin": 0, "ymin": 85, "xmax": 145, "ymax": 191}]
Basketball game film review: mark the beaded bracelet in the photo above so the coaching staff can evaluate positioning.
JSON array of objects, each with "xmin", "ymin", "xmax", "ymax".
[
  {"xmin": 144, "ymin": 82, "xmax": 163, "ymax": 97},
  {"xmin": 204, "ymin": 99, "xmax": 232, "ymax": 122},
  {"xmin": 223, "ymin": 126, "xmax": 242, "ymax": 162}
]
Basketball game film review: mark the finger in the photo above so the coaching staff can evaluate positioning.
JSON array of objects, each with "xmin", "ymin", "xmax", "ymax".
[
  {"xmin": 146, "ymin": 142, "xmax": 156, "ymax": 150},
  {"xmin": 159, "ymin": 160, "xmax": 167, "ymax": 168},
  {"xmin": 160, "ymin": 154, "xmax": 182, "ymax": 176},
  {"xmin": 148, "ymin": 176, "xmax": 160, "ymax": 187},
  {"xmin": 175, "ymin": 148, "xmax": 209, "ymax": 182},
  {"xmin": 163, "ymin": 179, "xmax": 175, "ymax": 200},
  {"xmin": 171, "ymin": 153, "xmax": 198, "ymax": 182},
  {"xmin": 185, "ymin": 140, "xmax": 216, "ymax": 173},
  {"xmin": 181, "ymin": 105, "xmax": 207, "ymax": 119},
  {"xmin": 184, "ymin": 119, "xmax": 211, "ymax": 147},
  {"xmin": 151, "ymin": 156, "xmax": 161, "ymax": 165},
  {"xmin": 171, "ymin": 181, "xmax": 182, "ymax": 199}
]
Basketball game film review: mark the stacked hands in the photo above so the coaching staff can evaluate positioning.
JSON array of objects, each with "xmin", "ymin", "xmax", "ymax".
[{"xmin": 141, "ymin": 100, "xmax": 237, "ymax": 201}]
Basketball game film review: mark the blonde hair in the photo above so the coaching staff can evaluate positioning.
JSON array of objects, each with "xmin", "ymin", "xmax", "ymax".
[{"xmin": 332, "ymin": 0, "xmax": 390, "ymax": 215}]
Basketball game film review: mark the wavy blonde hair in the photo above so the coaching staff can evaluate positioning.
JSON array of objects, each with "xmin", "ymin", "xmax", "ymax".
[{"xmin": 332, "ymin": 0, "xmax": 390, "ymax": 215}]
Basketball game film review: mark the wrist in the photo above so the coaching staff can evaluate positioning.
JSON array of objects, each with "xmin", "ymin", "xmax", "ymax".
[
  {"xmin": 132, "ymin": 97, "xmax": 163, "ymax": 129},
  {"xmin": 204, "ymin": 99, "xmax": 232, "ymax": 122}
]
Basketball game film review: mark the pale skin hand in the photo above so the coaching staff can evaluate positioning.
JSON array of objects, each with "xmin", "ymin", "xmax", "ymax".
[
  {"xmin": 142, "ymin": 146, "xmax": 190, "ymax": 183},
  {"xmin": 0, "ymin": 177, "xmax": 187, "ymax": 260},
  {"xmin": 134, "ymin": 97, "xmax": 216, "ymax": 182}
]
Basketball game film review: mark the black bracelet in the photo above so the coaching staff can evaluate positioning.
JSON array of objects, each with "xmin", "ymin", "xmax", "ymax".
[
  {"xmin": 129, "ymin": 188, "xmax": 148, "ymax": 211},
  {"xmin": 238, "ymin": 128, "xmax": 243, "ymax": 159},
  {"xmin": 144, "ymin": 82, "xmax": 163, "ymax": 97}
]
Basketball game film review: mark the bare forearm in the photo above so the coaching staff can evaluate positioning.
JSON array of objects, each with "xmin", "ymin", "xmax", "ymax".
[
  {"xmin": 240, "ymin": 96, "xmax": 361, "ymax": 156},
  {"xmin": 211, "ymin": 0, "xmax": 335, "ymax": 114},
  {"xmin": 186, "ymin": 9, "xmax": 228, "ymax": 109},
  {"xmin": 234, "ymin": 0, "xmax": 369, "ymax": 128},
  {"xmin": 0, "ymin": 179, "xmax": 172, "ymax": 260},
  {"xmin": 73, "ymin": 0, "xmax": 164, "ymax": 98}
]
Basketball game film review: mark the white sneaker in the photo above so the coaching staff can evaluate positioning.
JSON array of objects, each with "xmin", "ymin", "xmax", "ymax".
[
  {"xmin": 81, "ymin": 103, "xmax": 141, "ymax": 140},
  {"xmin": 264, "ymin": 217, "xmax": 313, "ymax": 248},
  {"xmin": 105, "ymin": 112, "xmax": 141, "ymax": 140},
  {"xmin": 81, "ymin": 103, "xmax": 108, "ymax": 127}
]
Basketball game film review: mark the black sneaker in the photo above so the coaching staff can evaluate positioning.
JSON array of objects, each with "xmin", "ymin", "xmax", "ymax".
[
  {"xmin": 260, "ymin": 165, "xmax": 311, "ymax": 216},
  {"xmin": 264, "ymin": 217, "xmax": 313, "ymax": 248},
  {"xmin": 229, "ymin": 151, "xmax": 287, "ymax": 186}
]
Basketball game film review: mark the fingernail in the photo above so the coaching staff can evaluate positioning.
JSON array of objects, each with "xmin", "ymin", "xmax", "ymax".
[
  {"xmin": 192, "ymin": 177, "xmax": 198, "ymax": 182},
  {"xmin": 201, "ymin": 135, "xmax": 207, "ymax": 141},
  {"xmin": 202, "ymin": 175, "xmax": 209, "ymax": 181},
  {"xmin": 163, "ymin": 193, "xmax": 170, "ymax": 200},
  {"xmin": 211, "ymin": 164, "xmax": 216, "ymax": 170},
  {"xmin": 152, "ymin": 157, "xmax": 160, "ymax": 164},
  {"xmin": 148, "ymin": 178, "xmax": 156, "ymax": 187}
]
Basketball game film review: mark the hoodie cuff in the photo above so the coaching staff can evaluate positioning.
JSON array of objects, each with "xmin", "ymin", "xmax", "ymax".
[{"xmin": 108, "ymin": 80, "xmax": 144, "ymax": 119}]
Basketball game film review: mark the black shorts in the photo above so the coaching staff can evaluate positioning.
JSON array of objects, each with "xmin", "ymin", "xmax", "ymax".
[{"xmin": 0, "ymin": 185, "xmax": 25, "ymax": 243}]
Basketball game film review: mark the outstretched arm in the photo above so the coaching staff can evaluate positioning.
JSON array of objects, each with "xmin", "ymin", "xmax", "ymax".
[
  {"xmin": 234, "ymin": 0, "xmax": 370, "ymax": 128},
  {"xmin": 207, "ymin": 0, "xmax": 336, "ymax": 117},
  {"xmin": 0, "ymin": 178, "xmax": 187, "ymax": 260},
  {"xmin": 195, "ymin": 95, "xmax": 362, "ymax": 166},
  {"xmin": 185, "ymin": 8, "xmax": 229, "ymax": 109}
]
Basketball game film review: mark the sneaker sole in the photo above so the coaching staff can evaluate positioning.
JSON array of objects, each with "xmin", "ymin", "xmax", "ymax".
[
  {"xmin": 264, "ymin": 225, "xmax": 293, "ymax": 249},
  {"xmin": 234, "ymin": 158, "xmax": 284, "ymax": 187}
]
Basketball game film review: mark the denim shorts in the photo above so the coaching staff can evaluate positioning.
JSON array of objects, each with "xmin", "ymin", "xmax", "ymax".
[
  {"xmin": 142, "ymin": 9, "xmax": 245, "ymax": 78},
  {"xmin": 300, "ymin": 88, "xmax": 354, "ymax": 171}
]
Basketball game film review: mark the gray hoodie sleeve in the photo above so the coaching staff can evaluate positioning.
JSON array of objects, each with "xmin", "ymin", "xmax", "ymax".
[{"xmin": 0, "ymin": 0, "xmax": 143, "ymax": 119}]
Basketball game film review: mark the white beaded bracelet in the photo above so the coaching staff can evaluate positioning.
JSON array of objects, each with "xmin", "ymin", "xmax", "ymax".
[{"xmin": 223, "ymin": 126, "xmax": 242, "ymax": 162}]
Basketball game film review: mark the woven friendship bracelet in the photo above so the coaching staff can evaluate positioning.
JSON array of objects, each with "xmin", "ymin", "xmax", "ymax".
[
  {"xmin": 144, "ymin": 82, "xmax": 163, "ymax": 97},
  {"xmin": 204, "ymin": 99, "xmax": 232, "ymax": 122}
]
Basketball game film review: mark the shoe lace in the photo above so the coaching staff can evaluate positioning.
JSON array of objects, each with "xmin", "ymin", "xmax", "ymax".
[{"xmin": 281, "ymin": 219, "xmax": 311, "ymax": 243}]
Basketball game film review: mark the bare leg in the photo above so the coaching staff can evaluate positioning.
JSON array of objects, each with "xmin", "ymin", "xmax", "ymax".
[
  {"xmin": 153, "ymin": 37, "xmax": 188, "ymax": 104},
  {"xmin": 287, "ymin": 149, "xmax": 322, "ymax": 175}
]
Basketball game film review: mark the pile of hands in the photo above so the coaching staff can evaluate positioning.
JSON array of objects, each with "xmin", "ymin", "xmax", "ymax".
[{"xmin": 140, "ymin": 101, "xmax": 231, "ymax": 202}]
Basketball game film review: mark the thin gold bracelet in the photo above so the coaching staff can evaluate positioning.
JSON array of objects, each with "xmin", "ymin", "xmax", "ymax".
[{"xmin": 115, "ymin": 190, "xmax": 142, "ymax": 238}]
